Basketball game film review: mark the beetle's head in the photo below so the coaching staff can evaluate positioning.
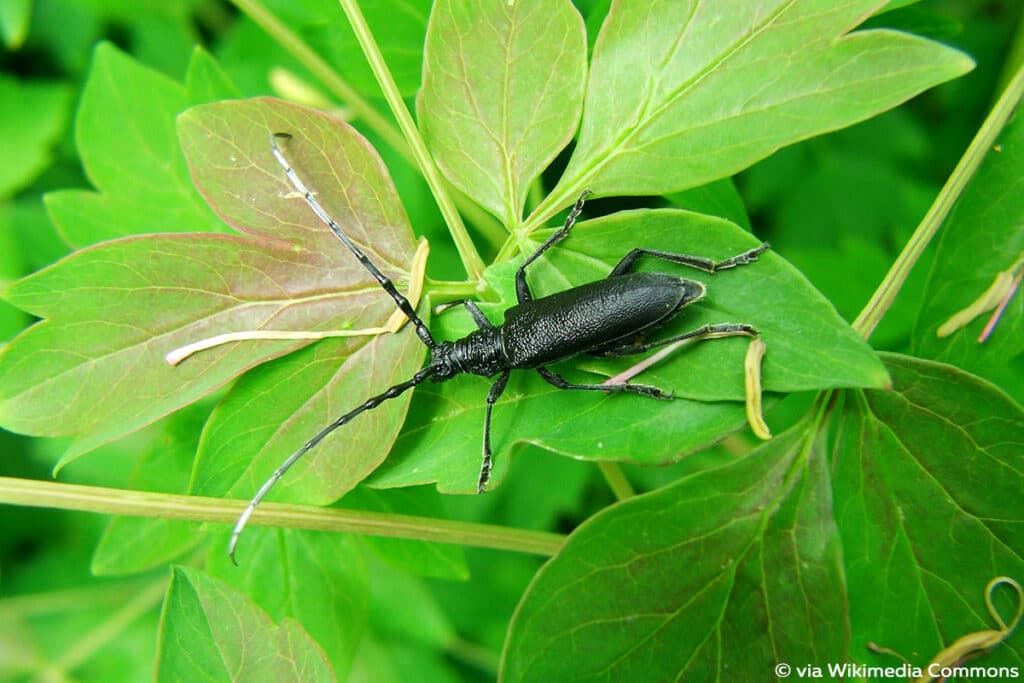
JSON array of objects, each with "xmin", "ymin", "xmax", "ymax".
[{"xmin": 426, "ymin": 341, "xmax": 462, "ymax": 381}]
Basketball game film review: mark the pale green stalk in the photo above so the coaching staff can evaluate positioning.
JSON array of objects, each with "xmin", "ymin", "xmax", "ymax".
[
  {"xmin": 232, "ymin": 0, "xmax": 503, "ymax": 273},
  {"xmin": 853, "ymin": 63, "xmax": 1024, "ymax": 339},
  {"xmin": 597, "ymin": 462, "xmax": 636, "ymax": 500},
  {"xmin": 336, "ymin": 0, "xmax": 486, "ymax": 281},
  {"xmin": 231, "ymin": 0, "xmax": 406, "ymax": 155},
  {"xmin": 0, "ymin": 477, "xmax": 564, "ymax": 556}
]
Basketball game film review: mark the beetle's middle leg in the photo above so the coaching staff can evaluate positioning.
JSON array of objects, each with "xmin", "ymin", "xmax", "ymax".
[{"xmin": 535, "ymin": 366, "xmax": 672, "ymax": 399}]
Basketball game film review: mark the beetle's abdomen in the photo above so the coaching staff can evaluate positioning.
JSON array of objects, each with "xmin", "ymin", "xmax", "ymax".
[{"xmin": 500, "ymin": 272, "xmax": 704, "ymax": 368}]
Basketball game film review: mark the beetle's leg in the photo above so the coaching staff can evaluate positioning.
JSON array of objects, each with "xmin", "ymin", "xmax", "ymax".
[
  {"xmin": 435, "ymin": 299, "xmax": 493, "ymax": 329},
  {"xmin": 515, "ymin": 190, "xmax": 592, "ymax": 303},
  {"xmin": 462, "ymin": 301, "xmax": 493, "ymax": 329},
  {"xmin": 593, "ymin": 323, "xmax": 758, "ymax": 357},
  {"xmin": 479, "ymin": 371, "xmax": 511, "ymax": 493},
  {"xmin": 535, "ymin": 366, "xmax": 672, "ymax": 400},
  {"xmin": 609, "ymin": 243, "xmax": 769, "ymax": 277}
]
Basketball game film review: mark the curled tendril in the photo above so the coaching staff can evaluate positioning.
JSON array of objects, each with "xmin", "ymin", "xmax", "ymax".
[{"xmin": 868, "ymin": 576, "xmax": 1023, "ymax": 683}]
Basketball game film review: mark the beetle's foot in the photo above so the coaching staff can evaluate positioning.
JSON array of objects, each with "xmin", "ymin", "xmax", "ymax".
[{"xmin": 477, "ymin": 455, "xmax": 492, "ymax": 493}]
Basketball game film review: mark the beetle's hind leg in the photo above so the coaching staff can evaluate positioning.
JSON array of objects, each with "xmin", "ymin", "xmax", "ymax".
[
  {"xmin": 535, "ymin": 366, "xmax": 673, "ymax": 399},
  {"xmin": 609, "ymin": 242, "xmax": 769, "ymax": 277},
  {"xmin": 594, "ymin": 323, "xmax": 759, "ymax": 358}
]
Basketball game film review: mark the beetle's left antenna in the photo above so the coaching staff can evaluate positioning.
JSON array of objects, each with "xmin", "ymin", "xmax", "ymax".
[
  {"xmin": 270, "ymin": 132, "xmax": 437, "ymax": 351},
  {"xmin": 229, "ymin": 365, "xmax": 436, "ymax": 565}
]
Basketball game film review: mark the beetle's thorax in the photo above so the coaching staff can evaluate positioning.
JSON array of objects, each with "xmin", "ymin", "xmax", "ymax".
[{"xmin": 428, "ymin": 325, "xmax": 508, "ymax": 380}]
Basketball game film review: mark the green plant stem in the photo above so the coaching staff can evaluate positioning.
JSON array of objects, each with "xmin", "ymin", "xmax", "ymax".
[
  {"xmin": 0, "ymin": 477, "xmax": 564, "ymax": 556},
  {"xmin": 994, "ymin": 9, "xmax": 1024, "ymax": 96},
  {"xmin": 0, "ymin": 579, "xmax": 155, "ymax": 616},
  {"xmin": 852, "ymin": 62, "xmax": 1024, "ymax": 339},
  {"xmin": 425, "ymin": 277, "xmax": 485, "ymax": 303},
  {"xmin": 336, "ymin": 0, "xmax": 486, "ymax": 282},
  {"xmin": 446, "ymin": 637, "xmax": 500, "ymax": 677},
  {"xmin": 597, "ymin": 462, "xmax": 635, "ymax": 500},
  {"xmin": 232, "ymin": 0, "xmax": 506, "ymax": 266},
  {"xmin": 231, "ymin": 0, "xmax": 406, "ymax": 156}
]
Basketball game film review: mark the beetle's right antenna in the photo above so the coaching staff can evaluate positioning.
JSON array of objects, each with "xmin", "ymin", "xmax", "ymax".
[
  {"xmin": 270, "ymin": 133, "xmax": 437, "ymax": 351},
  {"xmin": 229, "ymin": 365, "xmax": 437, "ymax": 565},
  {"xmin": 229, "ymin": 134, "xmax": 442, "ymax": 564}
]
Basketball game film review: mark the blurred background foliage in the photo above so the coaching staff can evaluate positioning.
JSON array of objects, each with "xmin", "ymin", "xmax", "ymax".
[{"xmin": 0, "ymin": 0, "xmax": 1021, "ymax": 680}]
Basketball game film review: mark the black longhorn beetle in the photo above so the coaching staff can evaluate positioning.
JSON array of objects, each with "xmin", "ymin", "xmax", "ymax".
[{"xmin": 228, "ymin": 132, "xmax": 770, "ymax": 563}]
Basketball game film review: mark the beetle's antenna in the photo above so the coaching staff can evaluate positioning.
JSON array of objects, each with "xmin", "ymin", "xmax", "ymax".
[
  {"xmin": 270, "ymin": 133, "xmax": 437, "ymax": 350},
  {"xmin": 229, "ymin": 365, "xmax": 437, "ymax": 564}
]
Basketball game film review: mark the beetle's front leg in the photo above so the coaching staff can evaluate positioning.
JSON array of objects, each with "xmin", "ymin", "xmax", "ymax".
[
  {"xmin": 479, "ymin": 371, "xmax": 510, "ymax": 493},
  {"xmin": 436, "ymin": 299, "xmax": 493, "ymax": 330},
  {"xmin": 515, "ymin": 190, "xmax": 592, "ymax": 303}
]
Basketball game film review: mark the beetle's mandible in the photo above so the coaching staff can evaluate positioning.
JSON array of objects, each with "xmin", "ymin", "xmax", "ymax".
[{"xmin": 228, "ymin": 132, "xmax": 770, "ymax": 563}]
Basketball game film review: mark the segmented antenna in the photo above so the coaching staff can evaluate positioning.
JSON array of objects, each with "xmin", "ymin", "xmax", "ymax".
[
  {"xmin": 229, "ymin": 367, "xmax": 435, "ymax": 564},
  {"xmin": 229, "ymin": 134, "xmax": 441, "ymax": 563},
  {"xmin": 269, "ymin": 133, "xmax": 437, "ymax": 350}
]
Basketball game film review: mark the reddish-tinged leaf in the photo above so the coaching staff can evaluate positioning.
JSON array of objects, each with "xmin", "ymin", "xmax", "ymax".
[{"xmin": 0, "ymin": 98, "xmax": 422, "ymax": 471}]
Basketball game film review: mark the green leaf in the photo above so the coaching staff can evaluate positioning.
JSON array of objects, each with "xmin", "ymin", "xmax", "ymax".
[
  {"xmin": 184, "ymin": 46, "xmax": 242, "ymax": 103},
  {"xmin": 5, "ymin": 196, "xmax": 69, "ymax": 272},
  {"xmin": 190, "ymin": 332, "xmax": 425, "ymax": 507},
  {"xmin": 0, "ymin": 98, "xmax": 421, "ymax": 469},
  {"xmin": 206, "ymin": 529, "xmax": 368, "ymax": 680},
  {"xmin": 418, "ymin": 0, "xmax": 586, "ymax": 224},
  {"xmin": 0, "ymin": 203, "xmax": 31, "ymax": 341},
  {"xmin": 785, "ymin": 236, "xmax": 925, "ymax": 349},
  {"xmin": 550, "ymin": 0, "xmax": 974, "ymax": 203},
  {"xmin": 0, "ymin": 0, "xmax": 30, "ymax": 49},
  {"xmin": 834, "ymin": 354, "xmax": 1024, "ymax": 668},
  {"xmin": 349, "ymin": 631, "xmax": 464, "ymax": 683},
  {"xmin": 371, "ymin": 209, "xmax": 888, "ymax": 492},
  {"xmin": 501, "ymin": 427, "xmax": 845, "ymax": 681},
  {"xmin": 912, "ymin": 106, "xmax": 1024, "ymax": 400},
  {"xmin": 365, "ymin": 555, "xmax": 457, "ymax": 650},
  {"xmin": 91, "ymin": 406, "xmax": 206, "ymax": 576},
  {"xmin": 43, "ymin": 43, "xmax": 227, "ymax": 247},
  {"xmin": 665, "ymin": 177, "xmax": 751, "ymax": 230},
  {"xmin": 157, "ymin": 566, "xmax": 336, "ymax": 682},
  {"xmin": 504, "ymin": 354, "xmax": 1023, "ymax": 680},
  {"xmin": 0, "ymin": 75, "xmax": 73, "ymax": 197}
]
